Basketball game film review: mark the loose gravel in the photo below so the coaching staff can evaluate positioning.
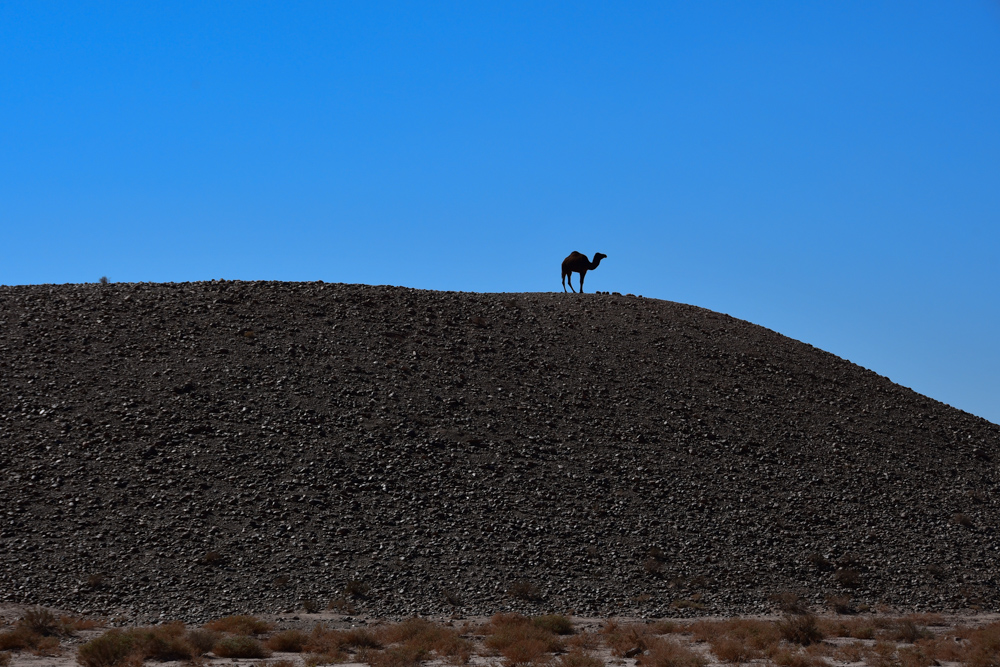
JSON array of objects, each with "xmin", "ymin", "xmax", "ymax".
[{"xmin": 0, "ymin": 281, "xmax": 997, "ymax": 622}]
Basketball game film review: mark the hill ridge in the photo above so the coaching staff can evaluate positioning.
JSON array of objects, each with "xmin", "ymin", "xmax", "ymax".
[{"xmin": 1, "ymin": 280, "xmax": 997, "ymax": 621}]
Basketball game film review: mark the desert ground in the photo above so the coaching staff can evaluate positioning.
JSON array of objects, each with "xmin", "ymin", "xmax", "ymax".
[{"xmin": 3, "ymin": 602, "xmax": 1000, "ymax": 667}]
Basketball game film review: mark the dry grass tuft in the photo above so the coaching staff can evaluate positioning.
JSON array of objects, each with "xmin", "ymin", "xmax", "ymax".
[
  {"xmin": 891, "ymin": 620, "xmax": 933, "ymax": 644},
  {"xmin": 601, "ymin": 620, "xmax": 651, "ymax": 657},
  {"xmin": 556, "ymin": 650, "xmax": 604, "ymax": 667},
  {"xmin": 213, "ymin": 635, "xmax": 272, "ymax": 659},
  {"xmin": 76, "ymin": 630, "xmax": 143, "ymax": 667},
  {"xmin": 486, "ymin": 613, "xmax": 564, "ymax": 665},
  {"xmin": 266, "ymin": 629, "xmax": 309, "ymax": 653},
  {"xmin": 777, "ymin": 615, "xmax": 823, "ymax": 646},
  {"xmin": 637, "ymin": 637, "xmax": 707, "ymax": 667},
  {"xmin": 203, "ymin": 615, "xmax": 272, "ymax": 636},
  {"xmin": 382, "ymin": 617, "xmax": 471, "ymax": 663},
  {"xmin": 20, "ymin": 608, "xmax": 61, "ymax": 637},
  {"xmin": 533, "ymin": 615, "xmax": 574, "ymax": 636},
  {"xmin": 961, "ymin": 621, "xmax": 1000, "ymax": 667},
  {"xmin": 0, "ymin": 651, "xmax": 9, "ymax": 667},
  {"xmin": 0, "ymin": 626, "xmax": 41, "ymax": 652},
  {"xmin": 772, "ymin": 647, "xmax": 828, "ymax": 667}
]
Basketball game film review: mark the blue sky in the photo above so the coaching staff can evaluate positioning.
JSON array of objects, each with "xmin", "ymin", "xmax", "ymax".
[{"xmin": 2, "ymin": 2, "xmax": 999, "ymax": 423}]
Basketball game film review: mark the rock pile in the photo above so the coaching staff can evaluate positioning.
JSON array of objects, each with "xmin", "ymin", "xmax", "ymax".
[{"xmin": 0, "ymin": 281, "xmax": 997, "ymax": 621}]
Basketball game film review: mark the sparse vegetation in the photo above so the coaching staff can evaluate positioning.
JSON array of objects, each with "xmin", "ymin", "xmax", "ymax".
[
  {"xmin": 637, "ymin": 637, "xmax": 707, "ymax": 667},
  {"xmin": 203, "ymin": 615, "xmax": 272, "ymax": 635},
  {"xmin": 777, "ymin": 614, "xmax": 824, "ymax": 646},
  {"xmin": 213, "ymin": 635, "xmax": 271, "ymax": 659},
  {"xmin": 266, "ymin": 629, "xmax": 309, "ymax": 653},
  {"xmin": 76, "ymin": 629, "xmax": 142, "ymax": 667}
]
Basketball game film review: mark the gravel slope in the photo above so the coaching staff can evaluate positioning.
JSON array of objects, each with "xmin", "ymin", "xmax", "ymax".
[{"xmin": 1, "ymin": 281, "xmax": 998, "ymax": 621}]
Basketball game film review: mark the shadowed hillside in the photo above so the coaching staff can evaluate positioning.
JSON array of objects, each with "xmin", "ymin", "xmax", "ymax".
[{"xmin": 0, "ymin": 281, "xmax": 997, "ymax": 621}]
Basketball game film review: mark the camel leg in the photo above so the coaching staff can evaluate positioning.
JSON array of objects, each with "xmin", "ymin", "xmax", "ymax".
[
  {"xmin": 562, "ymin": 271, "xmax": 568, "ymax": 293},
  {"xmin": 579, "ymin": 270, "xmax": 587, "ymax": 293}
]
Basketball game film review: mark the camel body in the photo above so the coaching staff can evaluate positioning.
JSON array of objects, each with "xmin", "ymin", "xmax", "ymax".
[{"xmin": 561, "ymin": 251, "xmax": 607, "ymax": 293}]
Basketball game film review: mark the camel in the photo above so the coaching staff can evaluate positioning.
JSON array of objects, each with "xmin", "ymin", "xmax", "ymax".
[{"xmin": 561, "ymin": 251, "xmax": 607, "ymax": 293}]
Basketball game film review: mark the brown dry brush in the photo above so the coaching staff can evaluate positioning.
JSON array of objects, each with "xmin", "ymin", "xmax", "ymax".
[
  {"xmin": 637, "ymin": 637, "xmax": 707, "ymax": 667},
  {"xmin": 485, "ymin": 613, "xmax": 565, "ymax": 666},
  {"xmin": 76, "ymin": 622, "xmax": 221, "ymax": 667},
  {"xmin": 0, "ymin": 608, "xmax": 74, "ymax": 656},
  {"xmin": 203, "ymin": 615, "xmax": 272, "ymax": 636}
]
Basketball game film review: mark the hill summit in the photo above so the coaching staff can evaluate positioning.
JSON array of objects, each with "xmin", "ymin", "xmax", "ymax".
[{"xmin": 1, "ymin": 281, "xmax": 997, "ymax": 621}]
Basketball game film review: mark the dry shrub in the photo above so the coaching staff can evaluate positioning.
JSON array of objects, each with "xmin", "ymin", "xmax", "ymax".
[
  {"xmin": 891, "ymin": 620, "xmax": 932, "ymax": 644},
  {"xmin": 362, "ymin": 645, "xmax": 429, "ymax": 667},
  {"xmin": 691, "ymin": 619, "xmax": 780, "ymax": 657},
  {"xmin": 567, "ymin": 632, "xmax": 602, "ymax": 651},
  {"xmin": 898, "ymin": 645, "xmax": 935, "ymax": 667},
  {"xmin": 711, "ymin": 636, "xmax": 760, "ymax": 663},
  {"xmin": 818, "ymin": 617, "xmax": 875, "ymax": 639},
  {"xmin": 213, "ymin": 635, "xmax": 271, "ymax": 659},
  {"xmin": 777, "ymin": 615, "xmax": 823, "ymax": 646},
  {"xmin": 486, "ymin": 613, "xmax": 563, "ymax": 665},
  {"xmin": 258, "ymin": 661, "xmax": 297, "ymax": 667},
  {"xmin": 772, "ymin": 647, "xmax": 827, "ymax": 667},
  {"xmin": 378, "ymin": 617, "xmax": 471, "ymax": 663},
  {"xmin": 132, "ymin": 622, "xmax": 195, "ymax": 661},
  {"xmin": 186, "ymin": 629, "xmax": 219, "ymax": 656},
  {"xmin": 203, "ymin": 615, "xmax": 272, "ymax": 636},
  {"xmin": 20, "ymin": 608, "xmax": 60, "ymax": 636},
  {"xmin": 601, "ymin": 620, "xmax": 650, "ymax": 657},
  {"xmin": 31, "ymin": 636, "xmax": 61, "ymax": 657},
  {"xmin": 0, "ymin": 626, "xmax": 40, "ymax": 652},
  {"xmin": 557, "ymin": 650, "xmax": 604, "ymax": 667},
  {"xmin": 963, "ymin": 622, "xmax": 1000, "ymax": 667},
  {"xmin": 649, "ymin": 620, "xmax": 682, "ymax": 634},
  {"xmin": 0, "ymin": 651, "xmax": 9, "ymax": 667},
  {"xmin": 637, "ymin": 637, "xmax": 707, "ymax": 667},
  {"xmin": 302, "ymin": 623, "xmax": 383, "ymax": 661},
  {"xmin": 61, "ymin": 616, "xmax": 105, "ymax": 632},
  {"xmin": 499, "ymin": 638, "xmax": 551, "ymax": 666},
  {"xmin": 832, "ymin": 641, "xmax": 868, "ymax": 663},
  {"xmin": 533, "ymin": 616, "xmax": 574, "ymax": 636},
  {"xmin": 266, "ymin": 629, "xmax": 309, "ymax": 653},
  {"xmin": 76, "ymin": 629, "xmax": 143, "ymax": 667}
]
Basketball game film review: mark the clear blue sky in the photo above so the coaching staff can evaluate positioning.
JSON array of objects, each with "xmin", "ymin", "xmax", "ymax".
[{"xmin": 2, "ymin": 2, "xmax": 999, "ymax": 423}]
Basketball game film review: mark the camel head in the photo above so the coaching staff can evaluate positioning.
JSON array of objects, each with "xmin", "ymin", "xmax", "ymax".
[{"xmin": 592, "ymin": 253, "xmax": 607, "ymax": 267}]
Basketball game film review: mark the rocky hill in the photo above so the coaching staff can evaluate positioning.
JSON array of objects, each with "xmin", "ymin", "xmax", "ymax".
[{"xmin": 0, "ymin": 281, "xmax": 997, "ymax": 622}]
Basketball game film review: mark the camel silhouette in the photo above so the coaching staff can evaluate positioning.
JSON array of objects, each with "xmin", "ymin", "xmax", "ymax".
[{"xmin": 561, "ymin": 251, "xmax": 607, "ymax": 293}]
